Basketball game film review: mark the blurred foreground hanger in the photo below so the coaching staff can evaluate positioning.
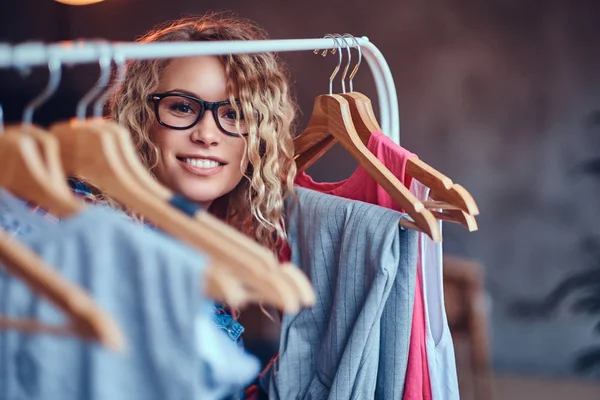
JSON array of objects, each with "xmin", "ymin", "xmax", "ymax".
[{"xmin": 48, "ymin": 42, "xmax": 312, "ymax": 312}]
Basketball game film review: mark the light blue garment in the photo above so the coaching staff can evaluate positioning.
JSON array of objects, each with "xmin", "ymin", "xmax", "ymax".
[
  {"xmin": 166, "ymin": 193, "xmax": 245, "ymax": 345},
  {"xmin": 196, "ymin": 303, "xmax": 261, "ymax": 399},
  {"xmin": 269, "ymin": 187, "xmax": 418, "ymax": 400},
  {"xmin": 0, "ymin": 190, "xmax": 259, "ymax": 400}
]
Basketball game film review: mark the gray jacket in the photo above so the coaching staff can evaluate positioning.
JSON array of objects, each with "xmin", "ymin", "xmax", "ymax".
[{"xmin": 270, "ymin": 187, "xmax": 418, "ymax": 400}]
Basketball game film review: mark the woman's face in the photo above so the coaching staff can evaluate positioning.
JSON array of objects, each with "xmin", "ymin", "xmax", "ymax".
[{"xmin": 149, "ymin": 56, "xmax": 247, "ymax": 208}]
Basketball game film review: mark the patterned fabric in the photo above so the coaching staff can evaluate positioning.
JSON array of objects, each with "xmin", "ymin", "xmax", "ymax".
[{"xmin": 213, "ymin": 304, "xmax": 245, "ymax": 342}]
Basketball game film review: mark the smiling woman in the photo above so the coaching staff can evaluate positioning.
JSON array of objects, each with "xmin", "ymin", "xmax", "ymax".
[
  {"xmin": 100, "ymin": 13, "xmax": 298, "ymax": 252},
  {"xmin": 146, "ymin": 55, "xmax": 249, "ymax": 208}
]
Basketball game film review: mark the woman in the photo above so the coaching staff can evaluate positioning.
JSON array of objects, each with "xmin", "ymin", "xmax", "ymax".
[
  {"xmin": 65, "ymin": 13, "xmax": 298, "ymax": 398},
  {"xmin": 109, "ymin": 13, "xmax": 298, "ymax": 253}
]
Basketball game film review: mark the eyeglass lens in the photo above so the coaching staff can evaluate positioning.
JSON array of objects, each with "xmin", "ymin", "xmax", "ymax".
[{"xmin": 157, "ymin": 95, "xmax": 248, "ymax": 135}]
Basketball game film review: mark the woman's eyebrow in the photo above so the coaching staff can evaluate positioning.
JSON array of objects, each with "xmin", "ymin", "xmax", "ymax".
[
  {"xmin": 163, "ymin": 88, "xmax": 202, "ymax": 98},
  {"xmin": 162, "ymin": 89, "xmax": 234, "ymax": 103}
]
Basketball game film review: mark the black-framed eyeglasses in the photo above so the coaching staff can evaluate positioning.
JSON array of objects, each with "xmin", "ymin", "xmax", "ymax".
[{"xmin": 148, "ymin": 92, "xmax": 249, "ymax": 137}]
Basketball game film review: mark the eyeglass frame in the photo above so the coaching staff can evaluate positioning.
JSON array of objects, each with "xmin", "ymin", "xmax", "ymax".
[{"xmin": 147, "ymin": 92, "xmax": 249, "ymax": 137}]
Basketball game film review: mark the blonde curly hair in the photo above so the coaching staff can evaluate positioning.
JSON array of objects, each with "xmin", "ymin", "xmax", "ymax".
[{"xmin": 108, "ymin": 13, "xmax": 298, "ymax": 252}]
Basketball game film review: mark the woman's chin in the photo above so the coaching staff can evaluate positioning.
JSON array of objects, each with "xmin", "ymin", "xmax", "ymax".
[{"xmin": 178, "ymin": 188, "xmax": 223, "ymax": 208}]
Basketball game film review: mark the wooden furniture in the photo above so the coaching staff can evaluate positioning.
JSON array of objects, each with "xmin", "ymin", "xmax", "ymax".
[{"xmin": 444, "ymin": 254, "xmax": 493, "ymax": 400}]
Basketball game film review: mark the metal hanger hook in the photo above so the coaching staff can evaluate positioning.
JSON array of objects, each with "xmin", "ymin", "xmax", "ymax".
[
  {"xmin": 93, "ymin": 47, "xmax": 126, "ymax": 118},
  {"xmin": 332, "ymin": 34, "xmax": 351, "ymax": 93},
  {"xmin": 76, "ymin": 41, "xmax": 112, "ymax": 120},
  {"xmin": 22, "ymin": 45, "xmax": 62, "ymax": 126},
  {"xmin": 322, "ymin": 34, "xmax": 343, "ymax": 95},
  {"xmin": 342, "ymin": 34, "xmax": 362, "ymax": 93}
]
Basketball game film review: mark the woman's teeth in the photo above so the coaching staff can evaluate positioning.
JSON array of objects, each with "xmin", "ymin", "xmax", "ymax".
[{"xmin": 183, "ymin": 158, "xmax": 221, "ymax": 169}]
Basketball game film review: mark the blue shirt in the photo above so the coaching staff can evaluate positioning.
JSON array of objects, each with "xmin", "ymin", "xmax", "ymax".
[
  {"xmin": 0, "ymin": 190, "xmax": 259, "ymax": 399},
  {"xmin": 28, "ymin": 179, "xmax": 246, "ymax": 344}
]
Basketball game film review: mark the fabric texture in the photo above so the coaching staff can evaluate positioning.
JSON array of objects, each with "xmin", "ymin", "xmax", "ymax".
[
  {"xmin": 402, "ymin": 245, "xmax": 432, "ymax": 400},
  {"xmin": 26, "ymin": 177, "xmax": 97, "ymax": 223},
  {"xmin": 0, "ymin": 189, "xmax": 260, "ymax": 400},
  {"xmin": 294, "ymin": 131, "xmax": 432, "ymax": 399},
  {"xmin": 411, "ymin": 180, "xmax": 459, "ymax": 400},
  {"xmin": 26, "ymin": 179, "xmax": 246, "ymax": 346},
  {"xmin": 164, "ymin": 192, "xmax": 245, "ymax": 344},
  {"xmin": 269, "ymin": 187, "xmax": 417, "ymax": 399},
  {"xmin": 196, "ymin": 303, "xmax": 261, "ymax": 400}
]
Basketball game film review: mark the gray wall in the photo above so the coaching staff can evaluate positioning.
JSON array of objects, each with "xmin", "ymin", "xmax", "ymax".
[{"xmin": 2, "ymin": 0, "xmax": 600, "ymax": 378}]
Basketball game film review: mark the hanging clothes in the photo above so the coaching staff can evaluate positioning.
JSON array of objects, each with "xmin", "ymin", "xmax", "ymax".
[
  {"xmin": 410, "ymin": 180, "xmax": 460, "ymax": 400},
  {"xmin": 269, "ymin": 187, "xmax": 418, "ymax": 399},
  {"xmin": 0, "ymin": 189, "xmax": 260, "ymax": 400},
  {"xmin": 294, "ymin": 133, "xmax": 414, "ymax": 213},
  {"xmin": 28, "ymin": 178, "xmax": 248, "ymax": 345},
  {"xmin": 295, "ymin": 131, "xmax": 431, "ymax": 398},
  {"xmin": 195, "ymin": 303, "xmax": 262, "ymax": 400},
  {"xmin": 164, "ymin": 192, "xmax": 247, "ymax": 344},
  {"xmin": 295, "ymin": 130, "xmax": 459, "ymax": 399}
]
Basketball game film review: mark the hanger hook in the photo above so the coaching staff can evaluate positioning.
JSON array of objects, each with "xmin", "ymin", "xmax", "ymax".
[
  {"xmin": 22, "ymin": 45, "xmax": 62, "ymax": 126},
  {"xmin": 332, "ymin": 34, "xmax": 351, "ymax": 94},
  {"xmin": 76, "ymin": 41, "xmax": 112, "ymax": 120},
  {"xmin": 93, "ymin": 46, "xmax": 126, "ymax": 118},
  {"xmin": 342, "ymin": 34, "xmax": 362, "ymax": 93},
  {"xmin": 322, "ymin": 34, "xmax": 343, "ymax": 95}
]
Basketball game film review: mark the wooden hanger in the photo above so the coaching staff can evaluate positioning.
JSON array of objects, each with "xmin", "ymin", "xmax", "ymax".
[
  {"xmin": 296, "ymin": 96, "xmax": 478, "ymax": 232},
  {"xmin": 0, "ymin": 227, "xmax": 125, "ymax": 350},
  {"xmin": 328, "ymin": 35, "xmax": 478, "ymax": 230},
  {"xmin": 339, "ymin": 92, "xmax": 479, "ymax": 232},
  {"xmin": 0, "ymin": 48, "xmax": 84, "ymax": 219},
  {"xmin": 87, "ymin": 51, "xmax": 314, "ymax": 308},
  {"xmin": 43, "ymin": 46, "xmax": 304, "ymax": 312},
  {"xmin": 407, "ymin": 161, "xmax": 479, "ymax": 215},
  {"xmin": 295, "ymin": 36, "xmax": 438, "ymax": 240},
  {"xmin": 88, "ymin": 117, "xmax": 314, "ymax": 308},
  {"xmin": 103, "ymin": 116, "xmax": 315, "ymax": 307},
  {"xmin": 50, "ymin": 117, "xmax": 300, "ymax": 313},
  {"xmin": 0, "ymin": 127, "xmax": 83, "ymax": 219},
  {"xmin": 0, "ymin": 131, "xmax": 251, "ymax": 314},
  {"xmin": 203, "ymin": 263, "xmax": 250, "ymax": 308},
  {"xmin": 0, "ymin": 50, "xmax": 118, "ymax": 348},
  {"xmin": 294, "ymin": 94, "xmax": 441, "ymax": 241}
]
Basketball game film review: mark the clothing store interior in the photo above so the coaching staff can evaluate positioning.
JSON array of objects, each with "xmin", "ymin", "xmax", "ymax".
[{"xmin": 0, "ymin": 0, "xmax": 599, "ymax": 399}]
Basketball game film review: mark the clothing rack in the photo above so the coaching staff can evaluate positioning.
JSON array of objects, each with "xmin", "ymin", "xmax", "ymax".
[{"xmin": 0, "ymin": 36, "xmax": 401, "ymax": 143}]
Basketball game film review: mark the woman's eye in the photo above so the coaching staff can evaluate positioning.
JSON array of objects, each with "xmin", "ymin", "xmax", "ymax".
[
  {"xmin": 222, "ymin": 108, "xmax": 244, "ymax": 120},
  {"xmin": 170, "ymin": 102, "xmax": 194, "ymax": 114}
]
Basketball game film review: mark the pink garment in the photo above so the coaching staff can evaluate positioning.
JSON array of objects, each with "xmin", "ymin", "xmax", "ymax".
[
  {"xmin": 402, "ymin": 242, "xmax": 433, "ymax": 400},
  {"xmin": 294, "ymin": 131, "xmax": 414, "ymax": 212},
  {"xmin": 295, "ymin": 131, "xmax": 432, "ymax": 399}
]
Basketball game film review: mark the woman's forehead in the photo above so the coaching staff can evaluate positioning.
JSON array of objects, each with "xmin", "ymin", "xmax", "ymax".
[{"xmin": 158, "ymin": 56, "xmax": 229, "ymax": 102}]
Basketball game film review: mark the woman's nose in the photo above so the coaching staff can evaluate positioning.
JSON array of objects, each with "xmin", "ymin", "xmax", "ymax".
[{"xmin": 190, "ymin": 111, "xmax": 222, "ymax": 146}]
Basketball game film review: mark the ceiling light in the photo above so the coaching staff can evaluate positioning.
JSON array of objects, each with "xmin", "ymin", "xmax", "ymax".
[{"xmin": 55, "ymin": 0, "xmax": 105, "ymax": 5}]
